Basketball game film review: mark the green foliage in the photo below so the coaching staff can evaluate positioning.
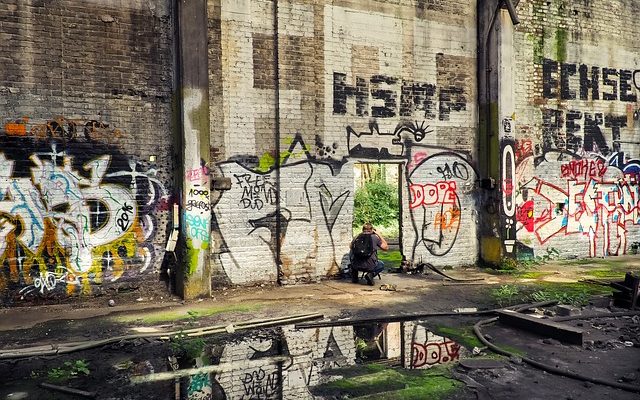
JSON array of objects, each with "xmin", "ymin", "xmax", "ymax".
[
  {"xmin": 497, "ymin": 258, "xmax": 519, "ymax": 272},
  {"xmin": 47, "ymin": 360, "xmax": 90, "ymax": 382},
  {"xmin": 170, "ymin": 332, "xmax": 206, "ymax": 361},
  {"xmin": 353, "ymin": 181, "xmax": 399, "ymax": 228},
  {"xmin": 530, "ymin": 289, "xmax": 590, "ymax": 306},
  {"xmin": 518, "ymin": 247, "xmax": 560, "ymax": 268},
  {"xmin": 186, "ymin": 310, "xmax": 200, "ymax": 327},
  {"xmin": 494, "ymin": 248, "xmax": 560, "ymax": 273},
  {"xmin": 353, "ymin": 220, "xmax": 399, "ymax": 241},
  {"xmin": 355, "ymin": 337, "xmax": 368, "ymax": 358},
  {"xmin": 491, "ymin": 284, "xmax": 520, "ymax": 307},
  {"xmin": 490, "ymin": 281, "xmax": 614, "ymax": 308},
  {"xmin": 377, "ymin": 249, "xmax": 403, "ymax": 269}
]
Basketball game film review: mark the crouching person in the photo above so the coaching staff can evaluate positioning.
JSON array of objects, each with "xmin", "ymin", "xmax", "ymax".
[{"xmin": 350, "ymin": 223, "xmax": 388, "ymax": 285}]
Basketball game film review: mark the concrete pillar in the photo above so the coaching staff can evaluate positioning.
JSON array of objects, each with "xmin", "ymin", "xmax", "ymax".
[
  {"xmin": 384, "ymin": 322, "xmax": 402, "ymax": 359},
  {"xmin": 477, "ymin": 0, "xmax": 503, "ymax": 264},
  {"xmin": 176, "ymin": 0, "xmax": 212, "ymax": 299},
  {"xmin": 498, "ymin": 10, "xmax": 517, "ymax": 256}
]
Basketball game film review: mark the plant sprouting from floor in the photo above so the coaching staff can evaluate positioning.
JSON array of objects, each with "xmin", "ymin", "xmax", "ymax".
[
  {"xmin": 530, "ymin": 288, "xmax": 590, "ymax": 306},
  {"xmin": 170, "ymin": 332, "xmax": 206, "ymax": 361},
  {"xmin": 519, "ymin": 247, "xmax": 560, "ymax": 268},
  {"xmin": 355, "ymin": 337, "xmax": 368, "ymax": 360},
  {"xmin": 47, "ymin": 360, "xmax": 91, "ymax": 382},
  {"xmin": 497, "ymin": 258, "xmax": 519, "ymax": 272},
  {"xmin": 492, "ymin": 284, "xmax": 521, "ymax": 307},
  {"xmin": 186, "ymin": 310, "xmax": 200, "ymax": 327},
  {"xmin": 496, "ymin": 248, "xmax": 560, "ymax": 272}
]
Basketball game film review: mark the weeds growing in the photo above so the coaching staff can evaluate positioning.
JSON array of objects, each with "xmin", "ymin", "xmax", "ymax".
[
  {"xmin": 491, "ymin": 284, "xmax": 520, "ymax": 307},
  {"xmin": 170, "ymin": 332, "xmax": 206, "ymax": 362},
  {"xmin": 46, "ymin": 360, "xmax": 90, "ymax": 382}
]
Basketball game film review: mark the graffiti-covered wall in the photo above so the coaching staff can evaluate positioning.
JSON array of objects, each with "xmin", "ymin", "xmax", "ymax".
[
  {"xmin": 207, "ymin": 0, "xmax": 480, "ymax": 285},
  {"xmin": 0, "ymin": 0, "xmax": 174, "ymax": 303},
  {"xmin": 511, "ymin": 0, "xmax": 640, "ymax": 259}
]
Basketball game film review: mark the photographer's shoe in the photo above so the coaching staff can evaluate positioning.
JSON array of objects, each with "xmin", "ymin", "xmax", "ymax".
[
  {"xmin": 365, "ymin": 272, "xmax": 374, "ymax": 286},
  {"xmin": 351, "ymin": 268, "xmax": 359, "ymax": 283}
]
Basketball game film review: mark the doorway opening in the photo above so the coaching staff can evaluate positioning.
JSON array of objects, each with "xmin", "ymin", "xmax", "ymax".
[{"xmin": 353, "ymin": 162, "xmax": 403, "ymax": 269}]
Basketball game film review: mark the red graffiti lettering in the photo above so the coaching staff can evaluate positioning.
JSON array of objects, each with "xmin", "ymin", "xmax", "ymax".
[
  {"xmin": 522, "ymin": 175, "xmax": 640, "ymax": 257},
  {"xmin": 502, "ymin": 178, "xmax": 514, "ymax": 196},
  {"xmin": 409, "ymin": 181, "xmax": 457, "ymax": 209},
  {"xmin": 560, "ymin": 159, "xmax": 607, "ymax": 180},
  {"xmin": 186, "ymin": 166, "xmax": 210, "ymax": 183},
  {"xmin": 515, "ymin": 139, "xmax": 533, "ymax": 162},
  {"xmin": 412, "ymin": 340, "xmax": 461, "ymax": 368}
]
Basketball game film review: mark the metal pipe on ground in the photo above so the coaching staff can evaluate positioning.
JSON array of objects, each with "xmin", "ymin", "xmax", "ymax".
[
  {"xmin": 295, "ymin": 301, "xmax": 558, "ymax": 329},
  {"xmin": 0, "ymin": 313, "xmax": 323, "ymax": 360}
]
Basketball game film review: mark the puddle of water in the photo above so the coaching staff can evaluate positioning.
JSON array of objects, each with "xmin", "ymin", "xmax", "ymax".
[{"xmin": 128, "ymin": 319, "xmax": 466, "ymax": 399}]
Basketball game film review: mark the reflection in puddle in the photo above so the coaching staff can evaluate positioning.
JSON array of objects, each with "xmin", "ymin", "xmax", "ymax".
[
  {"xmin": 406, "ymin": 321, "xmax": 464, "ymax": 368},
  {"xmin": 137, "ymin": 320, "xmax": 464, "ymax": 399}
]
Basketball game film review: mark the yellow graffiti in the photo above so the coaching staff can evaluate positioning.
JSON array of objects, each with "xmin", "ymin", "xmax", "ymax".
[
  {"xmin": 0, "ymin": 215, "xmax": 146, "ymax": 298},
  {"xmin": 256, "ymin": 147, "xmax": 312, "ymax": 173}
]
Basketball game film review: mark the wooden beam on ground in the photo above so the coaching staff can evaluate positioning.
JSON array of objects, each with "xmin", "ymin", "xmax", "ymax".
[{"xmin": 496, "ymin": 310, "xmax": 583, "ymax": 345}]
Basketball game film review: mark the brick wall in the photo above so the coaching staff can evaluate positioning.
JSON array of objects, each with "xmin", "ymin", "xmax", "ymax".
[
  {"xmin": 0, "ymin": 0, "xmax": 175, "ymax": 304},
  {"xmin": 511, "ymin": 0, "xmax": 640, "ymax": 259},
  {"xmin": 7, "ymin": 0, "xmax": 633, "ymax": 301},
  {"xmin": 208, "ymin": 0, "xmax": 480, "ymax": 286}
]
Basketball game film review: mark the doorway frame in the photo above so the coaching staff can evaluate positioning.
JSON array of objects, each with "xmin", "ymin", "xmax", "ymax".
[{"xmin": 352, "ymin": 160, "xmax": 404, "ymax": 256}]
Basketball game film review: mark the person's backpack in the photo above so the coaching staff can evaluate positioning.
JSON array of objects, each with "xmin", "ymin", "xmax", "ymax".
[{"xmin": 352, "ymin": 233, "xmax": 374, "ymax": 260}]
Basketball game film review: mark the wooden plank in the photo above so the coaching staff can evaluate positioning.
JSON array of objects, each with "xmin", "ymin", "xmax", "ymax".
[{"xmin": 496, "ymin": 310, "xmax": 583, "ymax": 345}]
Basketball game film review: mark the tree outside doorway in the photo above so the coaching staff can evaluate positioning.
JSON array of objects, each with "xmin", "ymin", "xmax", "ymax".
[{"xmin": 353, "ymin": 163, "xmax": 401, "ymax": 245}]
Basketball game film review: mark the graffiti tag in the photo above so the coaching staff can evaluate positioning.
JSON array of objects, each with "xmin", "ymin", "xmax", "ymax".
[{"xmin": 409, "ymin": 181, "xmax": 457, "ymax": 209}]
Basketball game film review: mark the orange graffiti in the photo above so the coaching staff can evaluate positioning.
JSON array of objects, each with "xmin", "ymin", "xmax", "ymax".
[
  {"xmin": 3, "ymin": 117, "xmax": 28, "ymax": 136},
  {"xmin": 434, "ymin": 208, "xmax": 461, "ymax": 231}
]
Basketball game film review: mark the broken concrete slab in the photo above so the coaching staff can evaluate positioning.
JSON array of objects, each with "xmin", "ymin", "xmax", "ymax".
[
  {"xmin": 496, "ymin": 310, "xmax": 584, "ymax": 345},
  {"xmin": 555, "ymin": 305, "xmax": 580, "ymax": 317}
]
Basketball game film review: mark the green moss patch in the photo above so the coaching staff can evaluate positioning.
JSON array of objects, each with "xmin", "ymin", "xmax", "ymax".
[
  {"xmin": 114, "ymin": 303, "xmax": 261, "ymax": 324},
  {"xmin": 532, "ymin": 281, "xmax": 613, "ymax": 295},
  {"xmin": 584, "ymin": 269, "xmax": 627, "ymax": 279},
  {"xmin": 559, "ymin": 258, "xmax": 623, "ymax": 267},
  {"xmin": 515, "ymin": 271, "xmax": 554, "ymax": 280},
  {"xmin": 358, "ymin": 375, "xmax": 462, "ymax": 400},
  {"xmin": 526, "ymin": 282, "xmax": 613, "ymax": 306},
  {"xmin": 554, "ymin": 28, "xmax": 568, "ymax": 63},
  {"xmin": 315, "ymin": 365, "xmax": 462, "ymax": 400},
  {"xmin": 432, "ymin": 325, "xmax": 482, "ymax": 350},
  {"xmin": 321, "ymin": 369, "xmax": 407, "ymax": 397},
  {"xmin": 496, "ymin": 344, "xmax": 527, "ymax": 357}
]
